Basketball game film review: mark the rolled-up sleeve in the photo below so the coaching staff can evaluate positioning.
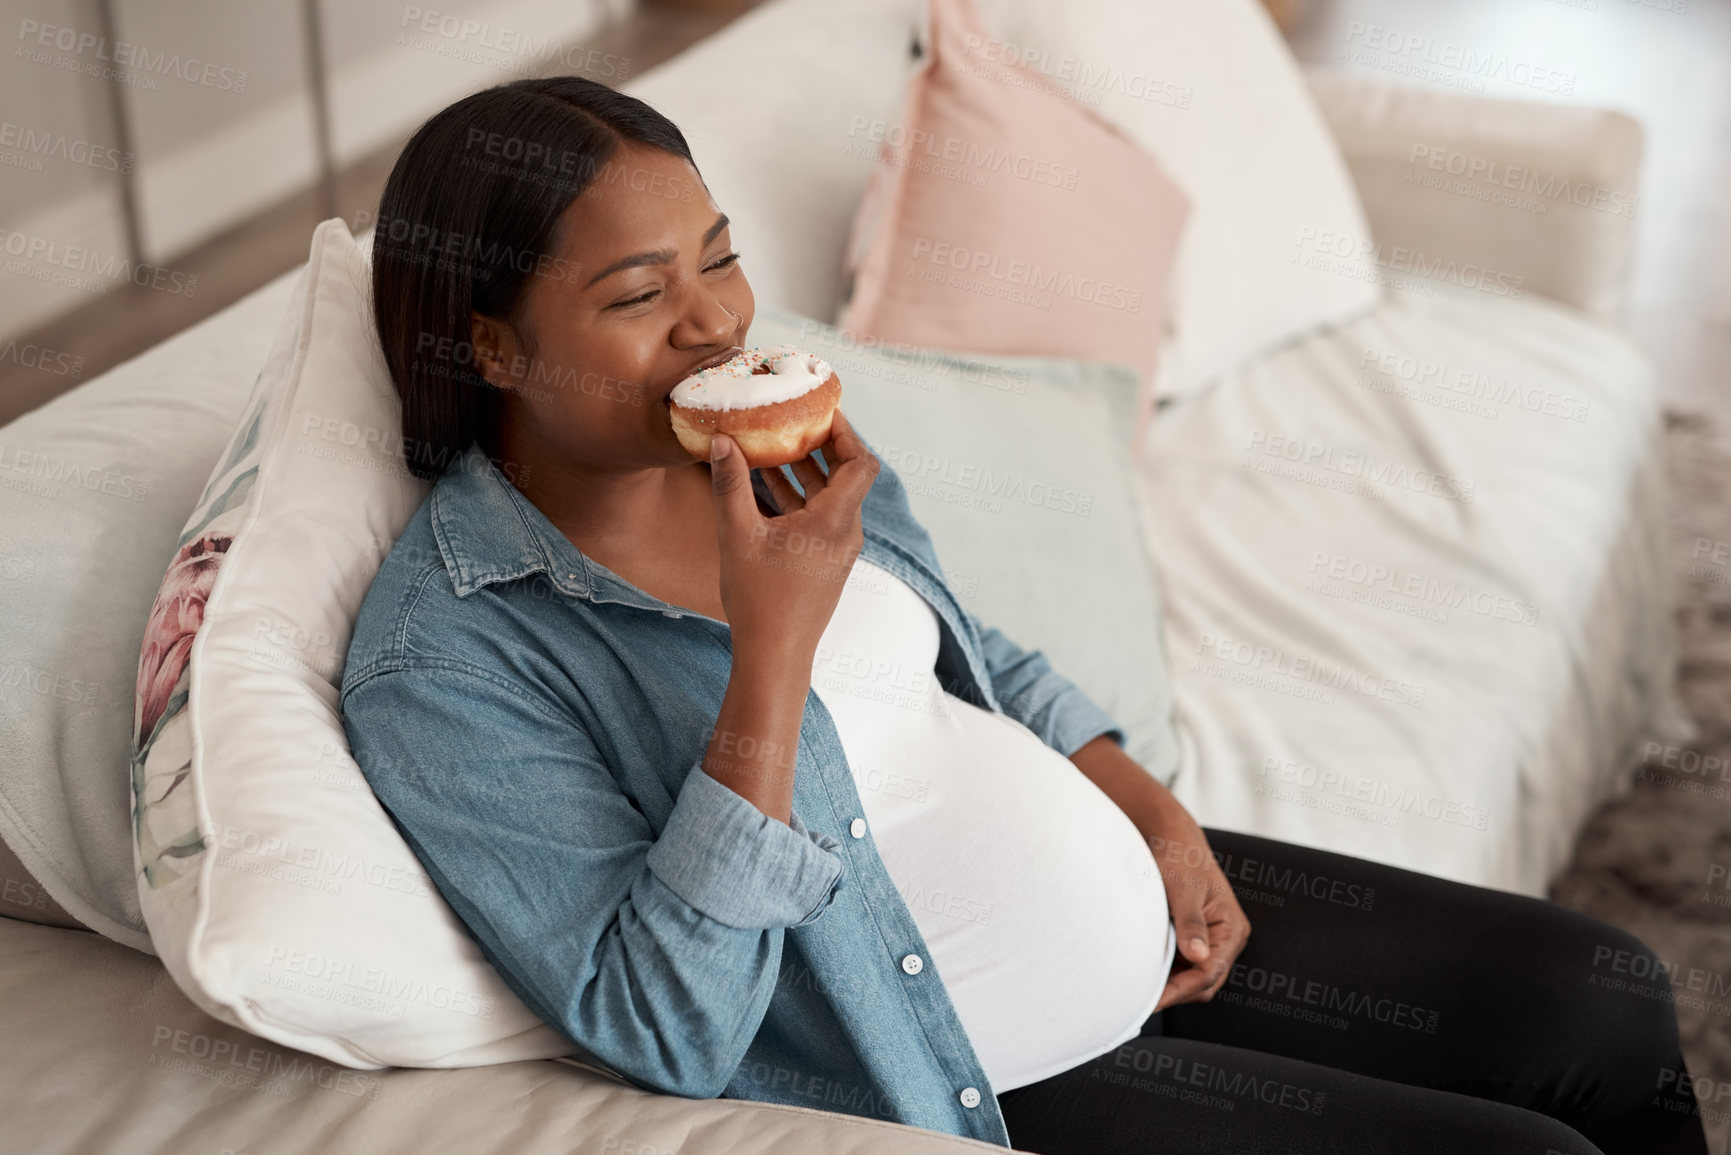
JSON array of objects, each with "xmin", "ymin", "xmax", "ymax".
[
  {"xmin": 340, "ymin": 660, "xmax": 843, "ymax": 1100},
  {"xmin": 648, "ymin": 763, "xmax": 842, "ymax": 929},
  {"xmin": 965, "ymin": 608, "xmax": 1126, "ymax": 758}
]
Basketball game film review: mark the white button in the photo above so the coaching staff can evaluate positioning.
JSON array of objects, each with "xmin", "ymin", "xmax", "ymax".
[
  {"xmin": 959, "ymin": 1087, "xmax": 981, "ymax": 1108},
  {"xmin": 850, "ymin": 818, "xmax": 867, "ymax": 839},
  {"xmin": 662, "ymin": 609, "xmax": 682, "ymax": 618},
  {"xmin": 901, "ymin": 953, "xmax": 923, "ymax": 975}
]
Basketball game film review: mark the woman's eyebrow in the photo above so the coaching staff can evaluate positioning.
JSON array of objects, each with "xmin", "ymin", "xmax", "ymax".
[{"xmin": 583, "ymin": 213, "xmax": 731, "ymax": 289}]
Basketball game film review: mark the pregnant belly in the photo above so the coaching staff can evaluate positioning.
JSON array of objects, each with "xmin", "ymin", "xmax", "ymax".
[{"xmin": 814, "ymin": 679, "xmax": 1176, "ymax": 1093}]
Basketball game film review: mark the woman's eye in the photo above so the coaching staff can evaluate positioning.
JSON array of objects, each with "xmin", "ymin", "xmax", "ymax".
[
  {"xmin": 610, "ymin": 290, "xmax": 659, "ymax": 309},
  {"xmin": 707, "ymin": 251, "xmax": 742, "ymax": 272}
]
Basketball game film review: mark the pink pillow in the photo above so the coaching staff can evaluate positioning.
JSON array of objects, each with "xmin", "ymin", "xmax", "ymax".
[{"xmin": 836, "ymin": 0, "xmax": 1190, "ymax": 453}]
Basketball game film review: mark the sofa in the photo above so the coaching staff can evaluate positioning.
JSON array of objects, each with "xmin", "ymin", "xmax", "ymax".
[{"xmin": 0, "ymin": 0, "xmax": 1682, "ymax": 1150}]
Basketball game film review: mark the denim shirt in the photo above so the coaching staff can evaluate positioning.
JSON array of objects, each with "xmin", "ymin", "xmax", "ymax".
[{"xmin": 338, "ymin": 438, "xmax": 1127, "ymax": 1148}]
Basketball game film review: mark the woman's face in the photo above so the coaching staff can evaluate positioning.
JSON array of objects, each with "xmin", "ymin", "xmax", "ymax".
[{"xmin": 470, "ymin": 138, "xmax": 754, "ymax": 472}]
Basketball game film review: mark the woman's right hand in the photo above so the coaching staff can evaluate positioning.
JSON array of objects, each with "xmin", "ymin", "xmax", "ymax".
[{"xmin": 707, "ymin": 407, "xmax": 880, "ymax": 669}]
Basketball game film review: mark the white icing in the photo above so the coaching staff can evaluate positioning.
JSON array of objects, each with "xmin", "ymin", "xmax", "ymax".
[{"xmin": 669, "ymin": 343, "xmax": 835, "ymax": 411}]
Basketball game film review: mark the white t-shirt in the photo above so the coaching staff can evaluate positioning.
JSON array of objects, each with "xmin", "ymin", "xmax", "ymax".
[{"xmin": 809, "ymin": 557, "xmax": 1177, "ymax": 1092}]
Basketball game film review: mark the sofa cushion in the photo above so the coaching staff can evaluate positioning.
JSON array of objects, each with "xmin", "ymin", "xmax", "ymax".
[
  {"xmin": 835, "ymin": 0, "xmax": 1190, "ymax": 442},
  {"xmin": 1139, "ymin": 283, "xmax": 1688, "ymax": 895},
  {"xmin": 0, "ymin": 917, "xmax": 999, "ymax": 1155},
  {"xmin": 0, "ymin": 263, "xmax": 296, "ymax": 953},
  {"xmin": 0, "ymin": 838, "xmax": 86, "ymax": 930},
  {"xmin": 954, "ymin": 0, "xmax": 1383, "ymax": 399}
]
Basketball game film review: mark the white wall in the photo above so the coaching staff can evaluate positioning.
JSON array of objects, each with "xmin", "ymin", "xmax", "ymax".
[{"xmin": 0, "ymin": 0, "xmax": 632, "ymax": 341}]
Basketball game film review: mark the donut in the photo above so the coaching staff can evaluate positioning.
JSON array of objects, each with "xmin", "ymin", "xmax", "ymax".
[{"xmin": 668, "ymin": 343, "xmax": 842, "ymax": 469}]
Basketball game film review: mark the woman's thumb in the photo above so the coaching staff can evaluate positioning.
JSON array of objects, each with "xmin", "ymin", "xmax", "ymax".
[
  {"xmin": 709, "ymin": 434, "xmax": 753, "ymax": 521},
  {"xmin": 1176, "ymin": 910, "xmax": 1211, "ymax": 965}
]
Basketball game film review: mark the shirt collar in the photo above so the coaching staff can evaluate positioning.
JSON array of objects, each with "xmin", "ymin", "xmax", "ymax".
[
  {"xmin": 427, "ymin": 439, "xmax": 785, "ymax": 614},
  {"xmin": 429, "ymin": 440, "xmax": 601, "ymax": 603}
]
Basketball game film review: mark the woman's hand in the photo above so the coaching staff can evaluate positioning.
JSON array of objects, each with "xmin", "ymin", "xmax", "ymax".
[
  {"xmin": 707, "ymin": 407, "xmax": 879, "ymax": 668},
  {"xmin": 1146, "ymin": 806, "xmax": 1251, "ymax": 1011},
  {"xmin": 1066, "ymin": 735, "xmax": 1250, "ymax": 1011}
]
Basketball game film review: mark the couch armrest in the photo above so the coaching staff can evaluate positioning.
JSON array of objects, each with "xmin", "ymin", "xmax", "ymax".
[{"xmin": 1306, "ymin": 71, "xmax": 1643, "ymax": 321}]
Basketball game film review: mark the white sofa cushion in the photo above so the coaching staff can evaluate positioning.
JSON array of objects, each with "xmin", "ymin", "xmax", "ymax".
[
  {"xmin": 1307, "ymin": 71, "xmax": 1645, "ymax": 322},
  {"xmin": 1140, "ymin": 283, "xmax": 1689, "ymax": 895},
  {"xmin": 0, "ymin": 264, "xmax": 294, "ymax": 953},
  {"xmin": 966, "ymin": 0, "xmax": 1383, "ymax": 399},
  {"xmin": 0, "ymin": 917, "xmax": 999, "ymax": 1155}
]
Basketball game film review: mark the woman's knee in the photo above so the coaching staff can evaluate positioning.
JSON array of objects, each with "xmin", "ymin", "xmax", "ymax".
[{"xmin": 1571, "ymin": 918, "xmax": 1692, "ymax": 1106}]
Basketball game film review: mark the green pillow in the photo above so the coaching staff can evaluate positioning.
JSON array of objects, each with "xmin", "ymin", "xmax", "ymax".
[{"xmin": 749, "ymin": 305, "xmax": 1180, "ymax": 786}]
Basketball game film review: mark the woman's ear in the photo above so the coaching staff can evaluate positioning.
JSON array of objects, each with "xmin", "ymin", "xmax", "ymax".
[{"xmin": 469, "ymin": 312, "xmax": 523, "ymax": 394}]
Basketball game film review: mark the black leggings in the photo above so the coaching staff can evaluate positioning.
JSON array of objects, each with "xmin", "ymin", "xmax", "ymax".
[{"xmin": 997, "ymin": 828, "xmax": 1711, "ymax": 1155}]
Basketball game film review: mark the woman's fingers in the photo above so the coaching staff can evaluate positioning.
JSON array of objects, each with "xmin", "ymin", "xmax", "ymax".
[
  {"xmin": 758, "ymin": 464, "xmax": 805, "ymax": 513},
  {"xmin": 1155, "ymin": 963, "xmax": 1214, "ymax": 1012},
  {"xmin": 801, "ymin": 409, "xmax": 880, "ymax": 515},
  {"xmin": 1192, "ymin": 894, "xmax": 1250, "ymax": 1002},
  {"xmin": 788, "ymin": 454, "xmax": 829, "ymax": 497}
]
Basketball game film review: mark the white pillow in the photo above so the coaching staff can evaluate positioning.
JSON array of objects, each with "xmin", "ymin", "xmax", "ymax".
[
  {"xmin": 131, "ymin": 219, "xmax": 574, "ymax": 1067},
  {"xmin": 952, "ymin": 0, "xmax": 1382, "ymax": 399}
]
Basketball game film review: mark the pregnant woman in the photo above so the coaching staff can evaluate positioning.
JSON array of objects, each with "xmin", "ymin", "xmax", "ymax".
[{"xmin": 340, "ymin": 76, "xmax": 1708, "ymax": 1155}]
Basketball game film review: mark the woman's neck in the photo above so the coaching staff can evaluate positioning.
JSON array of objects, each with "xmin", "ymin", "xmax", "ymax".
[{"xmin": 488, "ymin": 411, "xmax": 710, "ymax": 565}]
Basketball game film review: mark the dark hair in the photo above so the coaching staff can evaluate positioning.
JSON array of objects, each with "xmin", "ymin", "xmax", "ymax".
[{"xmin": 371, "ymin": 76, "xmax": 697, "ymax": 482}]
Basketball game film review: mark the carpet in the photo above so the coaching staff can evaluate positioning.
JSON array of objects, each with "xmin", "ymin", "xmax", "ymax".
[{"xmin": 1551, "ymin": 408, "xmax": 1731, "ymax": 1148}]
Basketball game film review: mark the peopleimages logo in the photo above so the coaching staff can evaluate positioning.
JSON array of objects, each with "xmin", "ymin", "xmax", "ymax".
[
  {"xmin": 1359, "ymin": 346, "xmax": 1590, "ymax": 423},
  {"xmin": 1294, "ymin": 227, "xmax": 1525, "ymax": 300},
  {"xmin": 876, "ymin": 444, "xmax": 1094, "ymax": 517},
  {"xmin": 1259, "ymin": 756, "xmax": 1491, "ymax": 830},
  {"xmin": 1306, "ymin": 549, "xmax": 1540, "ymax": 627},
  {"xmin": 1340, "ymin": 22, "xmax": 1575, "ymax": 96},
  {"xmin": 398, "ymin": 6, "xmax": 629, "ymax": 79},
  {"xmin": 848, "ymin": 116, "xmax": 1080, "ymax": 189},
  {"xmin": 0, "ymin": 443, "xmax": 149, "ymax": 500},
  {"xmin": 958, "ymin": 34, "xmax": 1193, "ymax": 109},
  {"xmin": 0, "ymin": 120, "xmax": 131, "ymax": 173},
  {"xmin": 16, "ymin": 20, "xmax": 249, "ymax": 92},
  {"xmin": 1406, "ymin": 144, "xmax": 1638, "ymax": 219},
  {"xmin": 1193, "ymin": 632, "xmax": 1428, "ymax": 710},
  {"xmin": 0, "ymin": 228, "xmax": 197, "ymax": 297},
  {"xmin": 908, "ymin": 236, "xmax": 1144, "ymax": 313},
  {"xmin": 1245, "ymin": 429, "xmax": 1477, "ymax": 505}
]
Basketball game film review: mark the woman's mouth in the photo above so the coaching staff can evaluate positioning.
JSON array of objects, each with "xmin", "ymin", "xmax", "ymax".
[{"xmin": 684, "ymin": 345, "xmax": 744, "ymax": 380}]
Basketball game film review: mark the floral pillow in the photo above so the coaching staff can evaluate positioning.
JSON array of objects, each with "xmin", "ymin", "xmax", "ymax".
[{"xmin": 131, "ymin": 368, "xmax": 269, "ymax": 891}]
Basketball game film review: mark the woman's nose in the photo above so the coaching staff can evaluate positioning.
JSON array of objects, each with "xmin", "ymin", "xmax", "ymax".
[{"xmin": 675, "ymin": 288, "xmax": 739, "ymax": 347}]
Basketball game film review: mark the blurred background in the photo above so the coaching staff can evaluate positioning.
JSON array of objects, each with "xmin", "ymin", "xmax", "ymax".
[
  {"xmin": 1, "ymin": 0, "xmax": 1723, "ymax": 427},
  {"xmin": 0, "ymin": 0, "xmax": 779, "ymax": 427}
]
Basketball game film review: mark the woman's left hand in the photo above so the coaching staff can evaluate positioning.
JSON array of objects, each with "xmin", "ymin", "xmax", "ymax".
[
  {"xmin": 1064, "ymin": 735, "xmax": 1251, "ymax": 1011},
  {"xmin": 1146, "ymin": 805, "xmax": 1251, "ymax": 1011}
]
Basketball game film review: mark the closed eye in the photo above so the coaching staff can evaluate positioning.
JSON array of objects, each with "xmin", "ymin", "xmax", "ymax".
[{"xmin": 608, "ymin": 252, "xmax": 741, "ymax": 310}]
